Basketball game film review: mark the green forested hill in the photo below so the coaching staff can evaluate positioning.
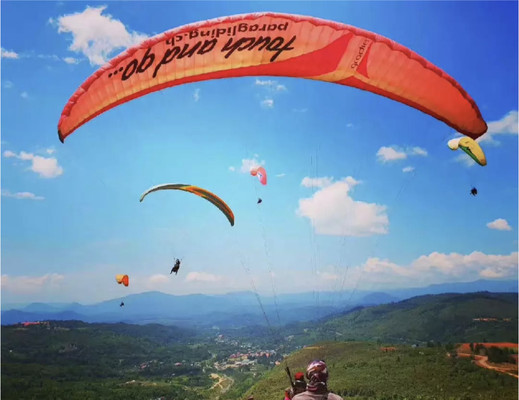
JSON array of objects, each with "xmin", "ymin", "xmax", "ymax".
[
  {"xmin": 284, "ymin": 292, "xmax": 518, "ymax": 345},
  {"xmin": 1, "ymin": 321, "xmax": 212, "ymax": 400},
  {"xmin": 2, "ymin": 293, "xmax": 517, "ymax": 400},
  {"xmin": 242, "ymin": 341, "xmax": 518, "ymax": 400}
]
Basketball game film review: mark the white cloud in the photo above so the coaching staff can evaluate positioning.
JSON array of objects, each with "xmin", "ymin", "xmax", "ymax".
[
  {"xmin": 293, "ymin": 108, "xmax": 308, "ymax": 113},
  {"xmin": 1, "ymin": 48, "xmax": 81, "ymax": 64},
  {"xmin": 255, "ymin": 79, "xmax": 286, "ymax": 109},
  {"xmin": 254, "ymin": 78, "xmax": 286, "ymax": 92},
  {"xmin": 229, "ymin": 157, "xmax": 265, "ymax": 175},
  {"xmin": 3, "ymin": 80, "xmax": 14, "ymax": 88},
  {"xmin": 31, "ymin": 157, "xmax": 63, "ymax": 178},
  {"xmin": 412, "ymin": 251, "xmax": 518, "ymax": 280},
  {"xmin": 402, "ymin": 166, "xmax": 414, "ymax": 173},
  {"xmin": 18, "ymin": 151, "xmax": 34, "ymax": 161},
  {"xmin": 478, "ymin": 111, "xmax": 518, "ymax": 144},
  {"xmin": 147, "ymin": 274, "xmax": 170, "ymax": 285},
  {"xmin": 276, "ymin": 173, "xmax": 286, "ymax": 178},
  {"xmin": 487, "ymin": 218, "xmax": 512, "ymax": 231},
  {"xmin": 350, "ymin": 251, "xmax": 518, "ymax": 287},
  {"xmin": 37, "ymin": 54, "xmax": 60, "ymax": 61},
  {"xmin": 20, "ymin": 92, "xmax": 29, "ymax": 99},
  {"xmin": 361, "ymin": 257, "xmax": 414, "ymax": 281},
  {"xmin": 377, "ymin": 146, "xmax": 407, "ymax": 162},
  {"xmin": 185, "ymin": 272, "xmax": 222, "ymax": 283},
  {"xmin": 297, "ymin": 177, "xmax": 388, "ymax": 236},
  {"xmin": 377, "ymin": 146, "xmax": 428, "ymax": 163},
  {"xmin": 2, "ymin": 190, "xmax": 44, "ymax": 200},
  {"xmin": 261, "ymin": 98, "xmax": 274, "ymax": 108},
  {"xmin": 255, "ymin": 78, "xmax": 275, "ymax": 87},
  {"xmin": 3, "ymin": 150, "xmax": 63, "ymax": 178},
  {"xmin": 52, "ymin": 5, "xmax": 147, "ymax": 66},
  {"xmin": 318, "ymin": 271, "xmax": 340, "ymax": 281},
  {"xmin": 46, "ymin": 148, "xmax": 56, "ymax": 155},
  {"xmin": 479, "ymin": 269, "xmax": 504, "ymax": 279},
  {"xmin": 346, "ymin": 123, "xmax": 354, "ymax": 128},
  {"xmin": 1, "ymin": 48, "xmax": 19, "ymax": 59},
  {"xmin": 63, "ymin": 57, "xmax": 79, "ymax": 64},
  {"xmin": 410, "ymin": 147, "xmax": 428, "ymax": 156},
  {"xmin": 301, "ymin": 176, "xmax": 334, "ymax": 188},
  {"xmin": 1, "ymin": 274, "xmax": 64, "ymax": 294},
  {"xmin": 488, "ymin": 111, "xmax": 518, "ymax": 135},
  {"xmin": 239, "ymin": 156, "xmax": 265, "ymax": 174},
  {"xmin": 193, "ymin": 88, "xmax": 200, "ymax": 102}
]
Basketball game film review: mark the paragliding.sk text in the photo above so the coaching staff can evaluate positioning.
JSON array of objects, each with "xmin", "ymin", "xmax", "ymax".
[
  {"xmin": 171, "ymin": 21, "xmax": 290, "ymax": 44},
  {"xmin": 111, "ymin": 23, "xmax": 295, "ymax": 82}
]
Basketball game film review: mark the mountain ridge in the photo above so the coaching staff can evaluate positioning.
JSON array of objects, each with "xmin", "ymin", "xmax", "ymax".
[{"xmin": 2, "ymin": 279, "xmax": 516, "ymax": 327}]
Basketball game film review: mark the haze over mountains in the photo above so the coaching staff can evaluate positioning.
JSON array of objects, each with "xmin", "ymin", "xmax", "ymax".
[{"xmin": 2, "ymin": 279, "xmax": 516, "ymax": 327}]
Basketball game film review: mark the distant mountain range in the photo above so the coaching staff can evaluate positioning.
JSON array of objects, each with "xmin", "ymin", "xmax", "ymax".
[{"xmin": 2, "ymin": 279, "xmax": 517, "ymax": 327}]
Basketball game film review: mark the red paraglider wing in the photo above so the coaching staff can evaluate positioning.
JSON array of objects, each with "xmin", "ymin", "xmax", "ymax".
[
  {"xmin": 255, "ymin": 166, "xmax": 267, "ymax": 185},
  {"xmin": 58, "ymin": 12, "xmax": 487, "ymax": 141}
]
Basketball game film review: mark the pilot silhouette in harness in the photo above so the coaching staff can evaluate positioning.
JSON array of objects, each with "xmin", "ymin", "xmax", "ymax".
[{"xmin": 171, "ymin": 258, "xmax": 181, "ymax": 275}]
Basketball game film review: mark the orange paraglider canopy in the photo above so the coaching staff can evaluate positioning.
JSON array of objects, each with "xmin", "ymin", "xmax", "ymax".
[
  {"xmin": 58, "ymin": 12, "xmax": 487, "ymax": 142},
  {"xmin": 115, "ymin": 274, "xmax": 129, "ymax": 287}
]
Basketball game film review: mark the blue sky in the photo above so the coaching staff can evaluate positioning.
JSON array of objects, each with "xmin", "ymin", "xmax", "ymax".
[{"xmin": 1, "ymin": 1, "xmax": 517, "ymax": 305}]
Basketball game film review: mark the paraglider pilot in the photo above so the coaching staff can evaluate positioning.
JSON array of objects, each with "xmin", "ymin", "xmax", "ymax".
[
  {"xmin": 292, "ymin": 360, "xmax": 343, "ymax": 400},
  {"xmin": 171, "ymin": 258, "xmax": 181, "ymax": 275},
  {"xmin": 470, "ymin": 187, "xmax": 478, "ymax": 196}
]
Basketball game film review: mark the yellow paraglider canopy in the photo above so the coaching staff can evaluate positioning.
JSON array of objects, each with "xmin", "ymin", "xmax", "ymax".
[{"xmin": 447, "ymin": 137, "xmax": 487, "ymax": 166}]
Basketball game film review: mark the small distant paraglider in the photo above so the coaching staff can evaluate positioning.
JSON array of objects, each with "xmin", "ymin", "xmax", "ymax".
[
  {"xmin": 251, "ymin": 167, "xmax": 267, "ymax": 185},
  {"xmin": 470, "ymin": 187, "xmax": 478, "ymax": 196},
  {"xmin": 251, "ymin": 167, "xmax": 267, "ymax": 203},
  {"xmin": 251, "ymin": 166, "xmax": 267, "ymax": 185},
  {"xmin": 115, "ymin": 274, "xmax": 129, "ymax": 287},
  {"xmin": 171, "ymin": 258, "xmax": 181, "ymax": 275},
  {"xmin": 116, "ymin": 276, "xmax": 128, "ymax": 308}
]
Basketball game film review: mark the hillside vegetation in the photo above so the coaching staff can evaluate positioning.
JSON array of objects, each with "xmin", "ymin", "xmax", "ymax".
[
  {"xmin": 1, "ymin": 321, "xmax": 212, "ymax": 400},
  {"xmin": 2, "ymin": 293, "xmax": 517, "ymax": 399},
  {"xmin": 285, "ymin": 292, "xmax": 518, "ymax": 345},
  {"xmin": 243, "ymin": 341, "xmax": 518, "ymax": 400}
]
